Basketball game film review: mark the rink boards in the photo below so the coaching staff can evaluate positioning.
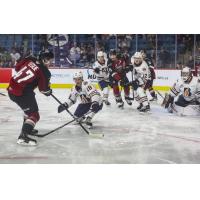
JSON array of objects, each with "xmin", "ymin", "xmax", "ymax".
[{"xmin": 0, "ymin": 68, "xmax": 181, "ymax": 91}]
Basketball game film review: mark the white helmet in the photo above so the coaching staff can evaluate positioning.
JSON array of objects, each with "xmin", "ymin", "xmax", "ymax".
[
  {"xmin": 133, "ymin": 52, "xmax": 143, "ymax": 59},
  {"xmin": 73, "ymin": 71, "xmax": 83, "ymax": 79},
  {"xmin": 97, "ymin": 51, "xmax": 104, "ymax": 57},
  {"xmin": 181, "ymin": 67, "xmax": 192, "ymax": 82},
  {"xmin": 97, "ymin": 51, "xmax": 107, "ymax": 62},
  {"xmin": 131, "ymin": 52, "xmax": 143, "ymax": 65}
]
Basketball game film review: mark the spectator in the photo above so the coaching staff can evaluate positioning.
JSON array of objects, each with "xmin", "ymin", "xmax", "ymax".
[
  {"xmin": 10, "ymin": 48, "xmax": 21, "ymax": 66},
  {"xmin": 186, "ymin": 55, "xmax": 195, "ymax": 69},
  {"xmin": 176, "ymin": 62, "xmax": 183, "ymax": 70},
  {"xmin": 1, "ymin": 50, "xmax": 12, "ymax": 67},
  {"xmin": 150, "ymin": 49, "xmax": 156, "ymax": 66},
  {"xmin": 158, "ymin": 47, "xmax": 171, "ymax": 68},
  {"xmin": 87, "ymin": 43, "xmax": 95, "ymax": 63},
  {"xmin": 69, "ymin": 43, "xmax": 81, "ymax": 64}
]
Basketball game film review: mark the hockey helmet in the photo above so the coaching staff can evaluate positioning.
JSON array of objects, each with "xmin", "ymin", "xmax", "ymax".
[
  {"xmin": 131, "ymin": 52, "xmax": 143, "ymax": 65},
  {"xmin": 73, "ymin": 71, "xmax": 83, "ymax": 79},
  {"xmin": 140, "ymin": 50, "xmax": 147, "ymax": 59},
  {"xmin": 109, "ymin": 49, "xmax": 117, "ymax": 56},
  {"xmin": 39, "ymin": 51, "xmax": 54, "ymax": 60},
  {"xmin": 97, "ymin": 51, "xmax": 106, "ymax": 62},
  {"xmin": 181, "ymin": 66, "xmax": 192, "ymax": 82},
  {"xmin": 97, "ymin": 51, "xmax": 105, "ymax": 57},
  {"xmin": 133, "ymin": 52, "xmax": 143, "ymax": 59}
]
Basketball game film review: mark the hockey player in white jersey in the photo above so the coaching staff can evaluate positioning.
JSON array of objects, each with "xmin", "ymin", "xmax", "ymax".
[
  {"xmin": 93, "ymin": 51, "xmax": 111, "ymax": 105},
  {"xmin": 162, "ymin": 67, "xmax": 200, "ymax": 115},
  {"xmin": 130, "ymin": 52, "xmax": 151, "ymax": 112},
  {"xmin": 140, "ymin": 50, "xmax": 157, "ymax": 101},
  {"xmin": 57, "ymin": 71, "xmax": 103, "ymax": 128}
]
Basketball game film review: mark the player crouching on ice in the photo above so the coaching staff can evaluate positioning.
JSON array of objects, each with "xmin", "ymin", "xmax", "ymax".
[
  {"xmin": 57, "ymin": 71, "xmax": 103, "ymax": 129},
  {"xmin": 7, "ymin": 51, "xmax": 54, "ymax": 146},
  {"xmin": 162, "ymin": 67, "xmax": 200, "ymax": 115},
  {"xmin": 93, "ymin": 51, "xmax": 111, "ymax": 105}
]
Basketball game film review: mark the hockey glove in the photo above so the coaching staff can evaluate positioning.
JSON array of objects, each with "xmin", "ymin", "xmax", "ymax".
[
  {"xmin": 120, "ymin": 77, "xmax": 129, "ymax": 87},
  {"xmin": 131, "ymin": 80, "xmax": 139, "ymax": 90},
  {"xmin": 161, "ymin": 93, "xmax": 174, "ymax": 108},
  {"xmin": 58, "ymin": 102, "xmax": 69, "ymax": 113},
  {"xmin": 43, "ymin": 89, "xmax": 52, "ymax": 96},
  {"xmin": 94, "ymin": 68, "xmax": 100, "ymax": 74},
  {"xmin": 113, "ymin": 73, "xmax": 121, "ymax": 81}
]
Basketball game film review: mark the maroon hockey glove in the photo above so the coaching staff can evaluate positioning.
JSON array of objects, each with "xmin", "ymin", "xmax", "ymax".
[{"xmin": 113, "ymin": 73, "xmax": 121, "ymax": 81}]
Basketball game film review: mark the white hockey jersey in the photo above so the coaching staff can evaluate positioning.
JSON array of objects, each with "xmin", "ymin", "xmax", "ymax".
[
  {"xmin": 93, "ymin": 60, "xmax": 109, "ymax": 81},
  {"xmin": 170, "ymin": 76, "xmax": 200, "ymax": 102},
  {"xmin": 66, "ymin": 80, "xmax": 103, "ymax": 106},
  {"xmin": 132, "ymin": 60, "xmax": 151, "ymax": 85}
]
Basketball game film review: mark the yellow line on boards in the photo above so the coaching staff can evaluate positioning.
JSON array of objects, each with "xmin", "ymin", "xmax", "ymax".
[{"xmin": 0, "ymin": 83, "xmax": 171, "ymax": 91}]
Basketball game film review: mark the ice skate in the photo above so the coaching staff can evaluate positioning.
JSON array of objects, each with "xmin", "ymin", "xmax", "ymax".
[
  {"xmin": 125, "ymin": 97, "xmax": 132, "ymax": 106},
  {"xmin": 17, "ymin": 133, "xmax": 37, "ymax": 146},
  {"xmin": 85, "ymin": 116, "xmax": 93, "ymax": 129},
  {"xmin": 139, "ymin": 104, "xmax": 150, "ymax": 113}
]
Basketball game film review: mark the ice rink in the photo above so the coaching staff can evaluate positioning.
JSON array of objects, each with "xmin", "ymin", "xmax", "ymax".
[{"xmin": 0, "ymin": 88, "xmax": 200, "ymax": 164}]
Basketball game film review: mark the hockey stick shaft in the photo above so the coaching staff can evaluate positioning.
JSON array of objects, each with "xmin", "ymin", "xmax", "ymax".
[
  {"xmin": 0, "ymin": 92, "xmax": 6, "ymax": 96},
  {"xmin": 155, "ymin": 90, "xmax": 164, "ymax": 99},
  {"xmin": 36, "ymin": 118, "xmax": 76, "ymax": 137},
  {"xmin": 51, "ymin": 94, "xmax": 103, "ymax": 137}
]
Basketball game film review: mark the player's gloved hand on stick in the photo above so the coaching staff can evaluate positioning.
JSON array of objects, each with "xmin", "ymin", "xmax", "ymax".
[
  {"xmin": 120, "ymin": 78, "xmax": 129, "ymax": 87},
  {"xmin": 162, "ymin": 94, "xmax": 174, "ymax": 108},
  {"xmin": 43, "ymin": 89, "xmax": 52, "ymax": 96},
  {"xmin": 94, "ymin": 68, "xmax": 100, "ymax": 74},
  {"xmin": 113, "ymin": 73, "xmax": 121, "ymax": 81},
  {"xmin": 58, "ymin": 102, "xmax": 69, "ymax": 113},
  {"xmin": 131, "ymin": 80, "xmax": 139, "ymax": 90}
]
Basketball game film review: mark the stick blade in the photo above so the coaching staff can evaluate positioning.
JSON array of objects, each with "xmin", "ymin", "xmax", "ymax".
[{"xmin": 88, "ymin": 132, "xmax": 104, "ymax": 138}]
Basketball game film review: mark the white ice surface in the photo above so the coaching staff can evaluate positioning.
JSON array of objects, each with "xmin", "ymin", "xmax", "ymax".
[{"xmin": 0, "ymin": 88, "xmax": 200, "ymax": 164}]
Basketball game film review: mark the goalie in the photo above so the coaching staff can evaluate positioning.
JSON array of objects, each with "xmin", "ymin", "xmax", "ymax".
[{"xmin": 162, "ymin": 67, "xmax": 200, "ymax": 114}]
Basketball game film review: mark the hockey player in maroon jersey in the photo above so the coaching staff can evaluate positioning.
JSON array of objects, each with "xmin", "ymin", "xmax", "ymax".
[
  {"xmin": 108, "ymin": 49, "xmax": 132, "ymax": 108},
  {"xmin": 7, "ymin": 51, "xmax": 54, "ymax": 146}
]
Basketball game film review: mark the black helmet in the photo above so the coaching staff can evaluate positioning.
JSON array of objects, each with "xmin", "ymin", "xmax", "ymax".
[
  {"xmin": 109, "ymin": 49, "xmax": 117, "ymax": 56},
  {"xmin": 109, "ymin": 49, "xmax": 122, "ymax": 59},
  {"xmin": 39, "ymin": 51, "xmax": 54, "ymax": 60}
]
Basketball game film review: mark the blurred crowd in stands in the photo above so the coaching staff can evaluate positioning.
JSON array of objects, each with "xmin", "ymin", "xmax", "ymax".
[{"xmin": 0, "ymin": 34, "xmax": 200, "ymax": 69}]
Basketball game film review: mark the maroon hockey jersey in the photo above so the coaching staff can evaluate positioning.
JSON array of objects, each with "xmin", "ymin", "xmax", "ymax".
[
  {"xmin": 7, "ymin": 57, "xmax": 51, "ymax": 96},
  {"xmin": 109, "ymin": 58, "xmax": 129, "ymax": 80}
]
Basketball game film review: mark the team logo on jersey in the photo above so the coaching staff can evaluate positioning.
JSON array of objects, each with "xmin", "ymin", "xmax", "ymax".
[
  {"xmin": 184, "ymin": 88, "xmax": 191, "ymax": 97},
  {"xmin": 86, "ymin": 69, "xmax": 97, "ymax": 82}
]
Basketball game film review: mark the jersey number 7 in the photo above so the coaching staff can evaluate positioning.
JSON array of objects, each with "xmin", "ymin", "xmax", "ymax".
[{"xmin": 13, "ymin": 66, "xmax": 34, "ymax": 83}]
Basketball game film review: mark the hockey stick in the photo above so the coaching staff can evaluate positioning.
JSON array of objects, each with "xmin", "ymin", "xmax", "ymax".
[
  {"xmin": 35, "ymin": 110, "xmax": 94, "ymax": 138},
  {"xmin": 0, "ymin": 92, "xmax": 6, "ymax": 96},
  {"xmin": 51, "ymin": 94, "xmax": 104, "ymax": 138},
  {"xmin": 155, "ymin": 90, "xmax": 164, "ymax": 99},
  {"xmin": 35, "ymin": 118, "xmax": 76, "ymax": 138},
  {"xmin": 131, "ymin": 66, "xmax": 135, "ymax": 100}
]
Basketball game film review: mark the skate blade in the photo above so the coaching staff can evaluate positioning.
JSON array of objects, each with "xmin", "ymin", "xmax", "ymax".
[{"xmin": 139, "ymin": 111, "xmax": 151, "ymax": 115}]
